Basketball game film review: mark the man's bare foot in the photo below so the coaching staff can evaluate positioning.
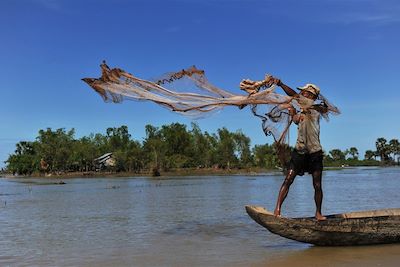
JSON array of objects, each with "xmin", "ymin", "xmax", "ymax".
[
  {"xmin": 274, "ymin": 209, "xmax": 281, "ymax": 217},
  {"xmin": 315, "ymin": 213, "xmax": 327, "ymax": 221}
]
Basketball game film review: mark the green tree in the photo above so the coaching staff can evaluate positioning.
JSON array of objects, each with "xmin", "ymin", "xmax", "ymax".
[
  {"xmin": 6, "ymin": 141, "xmax": 39, "ymax": 175},
  {"xmin": 376, "ymin": 137, "xmax": 390, "ymax": 162},
  {"xmin": 329, "ymin": 149, "xmax": 345, "ymax": 161},
  {"xmin": 252, "ymin": 144, "xmax": 277, "ymax": 168},
  {"xmin": 215, "ymin": 128, "xmax": 238, "ymax": 169},
  {"xmin": 142, "ymin": 124, "xmax": 165, "ymax": 173},
  {"xmin": 91, "ymin": 133, "xmax": 109, "ymax": 155},
  {"xmin": 103, "ymin": 125, "xmax": 144, "ymax": 172},
  {"xmin": 364, "ymin": 150, "xmax": 376, "ymax": 161},
  {"xmin": 106, "ymin": 125, "xmax": 131, "ymax": 152},
  {"xmin": 125, "ymin": 140, "xmax": 144, "ymax": 172},
  {"xmin": 160, "ymin": 123, "xmax": 194, "ymax": 169},
  {"xmin": 232, "ymin": 131, "xmax": 253, "ymax": 168},
  {"xmin": 347, "ymin": 147, "xmax": 359, "ymax": 160},
  {"xmin": 190, "ymin": 123, "xmax": 213, "ymax": 168},
  {"xmin": 204, "ymin": 131, "xmax": 218, "ymax": 167},
  {"xmin": 69, "ymin": 136, "xmax": 99, "ymax": 172},
  {"xmin": 36, "ymin": 128, "xmax": 76, "ymax": 172},
  {"xmin": 389, "ymin": 139, "xmax": 400, "ymax": 164},
  {"xmin": 112, "ymin": 140, "xmax": 143, "ymax": 172}
]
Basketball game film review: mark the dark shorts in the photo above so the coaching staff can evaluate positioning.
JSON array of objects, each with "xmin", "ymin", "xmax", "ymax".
[{"xmin": 289, "ymin": 150, "xmax": 323, "ymax": 176}]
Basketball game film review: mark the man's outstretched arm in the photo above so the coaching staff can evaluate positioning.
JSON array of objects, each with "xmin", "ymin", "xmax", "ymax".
[{"xmin": 274, "ymin": 78, "xmax": 297, "ymax": 97}]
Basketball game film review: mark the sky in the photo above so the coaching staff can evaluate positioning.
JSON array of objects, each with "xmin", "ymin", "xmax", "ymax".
[{"xmin": 0, "ymin": 0, "xmax": 399, "ymax": 167}]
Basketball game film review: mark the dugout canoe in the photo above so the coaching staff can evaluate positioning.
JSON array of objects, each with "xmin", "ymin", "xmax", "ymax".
[{"xmin": 245, "ymin": 205, "xmax": 400, "ymax": 246}]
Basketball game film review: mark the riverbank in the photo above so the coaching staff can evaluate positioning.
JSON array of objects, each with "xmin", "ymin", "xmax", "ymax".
[
  {"xmin": 1, "ymin": 165, "xmax": 387, "ymax": 179},
  {"xmin": 1, "ymin": 167, "xmax": 280, "ymax": 179}
]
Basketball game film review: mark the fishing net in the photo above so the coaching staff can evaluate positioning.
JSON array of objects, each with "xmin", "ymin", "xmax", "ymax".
[{"xmin": 83, "ymin": 61, "xmax": 340, "ymax": 167}]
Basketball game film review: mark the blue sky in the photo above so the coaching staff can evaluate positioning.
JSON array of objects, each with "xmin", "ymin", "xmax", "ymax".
[{"xmin": 1, "ymin": 0, "xmax": 399, "ymax": 166}]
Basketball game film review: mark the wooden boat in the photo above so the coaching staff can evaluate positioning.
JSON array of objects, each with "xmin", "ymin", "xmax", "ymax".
[{"xmin": 245, "ymin": 205, "xmax": 400, "ymax": 246}]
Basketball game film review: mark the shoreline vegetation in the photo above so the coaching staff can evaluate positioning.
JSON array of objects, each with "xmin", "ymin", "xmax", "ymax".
[
  {"xmin": 2, "ymin": 123, "xmax": 399, "ymax": 178},
  {"xmin": 2, "ymin": 167, "xmax": 278, "ymax": 179},
  {"xmin": 0, "ymin": 166, "xmax": 387, "ymax": 180}
]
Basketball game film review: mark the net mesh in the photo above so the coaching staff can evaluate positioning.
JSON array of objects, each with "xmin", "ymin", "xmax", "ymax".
[{"xmin": 82, "ymin": 61, "xmax": 340, "ymax": 167}]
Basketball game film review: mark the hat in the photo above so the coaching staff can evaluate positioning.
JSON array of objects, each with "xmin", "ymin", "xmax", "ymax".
[{"xmin": 297, "ymin": 83, "xmax": 320, "ymax": 96}]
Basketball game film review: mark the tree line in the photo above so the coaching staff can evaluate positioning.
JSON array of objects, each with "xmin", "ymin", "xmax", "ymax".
[
  {"xmin": 4, "ymin": 123, "xmax": 398, "ymax": 176},
  {"xmin": 324, "ymin": 138, "xmax": 400, "ymax": 167}
]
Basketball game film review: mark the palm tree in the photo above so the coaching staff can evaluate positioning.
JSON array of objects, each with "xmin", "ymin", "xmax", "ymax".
[
  {"xmin": 348, "ymin": 147, "xmax": 359, "ymax": 160},
  {"xmin": 375, "ymin": 138, "xmax": 390, "ymax": 162},
  {"xmin": 364, "ymin": 150, "xmax": 376, "ymax": 161},
  {"xmin": 389, "ymin": 139, "xmax": 400, "ymax": 164}
]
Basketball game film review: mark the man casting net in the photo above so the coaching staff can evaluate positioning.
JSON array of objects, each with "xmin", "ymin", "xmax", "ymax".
[{"xmin": 82, "ymin": 61, "xmax": 340, "ymax": 168}]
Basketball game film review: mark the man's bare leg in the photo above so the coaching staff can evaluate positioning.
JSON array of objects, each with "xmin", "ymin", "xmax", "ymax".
[
  {"xmin": 274, "ymin": 169, "xmax": 297, "ymax": 217},
  {"xmin": 312, "ymin": 170, "xmax": 326, "ymax": 221}
]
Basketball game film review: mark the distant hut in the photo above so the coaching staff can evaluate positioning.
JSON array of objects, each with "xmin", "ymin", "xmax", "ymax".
[{"xmin": 94, "ymin": 153, "xmax": 116, "ymax": 171}]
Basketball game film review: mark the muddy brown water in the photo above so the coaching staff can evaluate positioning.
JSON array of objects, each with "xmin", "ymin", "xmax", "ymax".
[{"xmin": 1, "ymin": 167, "xmax": 399, "ymax": 266}]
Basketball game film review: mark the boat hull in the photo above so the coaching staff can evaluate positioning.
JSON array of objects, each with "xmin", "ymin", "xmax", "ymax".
[{"xmin": 245, "ymin": 206, "xmax": 400, "ymax": 246}]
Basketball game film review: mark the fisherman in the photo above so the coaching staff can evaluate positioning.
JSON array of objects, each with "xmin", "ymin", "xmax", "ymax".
[{"xmin": 272, "ymin": 78, "xmax": 328, "ymax": 221}]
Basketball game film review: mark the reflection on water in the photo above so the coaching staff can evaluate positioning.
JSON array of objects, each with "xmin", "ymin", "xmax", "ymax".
[{"xmin": 0, "ymin": 167, "xmax": 399, "ymax": 266}]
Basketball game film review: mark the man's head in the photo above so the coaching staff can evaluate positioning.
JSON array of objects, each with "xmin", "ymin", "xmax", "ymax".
[{"xmin": 297, "ymin": 83, "xmax": 320, "ymax": 100}]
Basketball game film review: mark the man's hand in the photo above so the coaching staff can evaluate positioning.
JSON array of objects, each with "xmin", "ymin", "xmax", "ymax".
[
  {"xmin": 274, "ymin": 78, "xmax": 297, "ymax": 97},
  {"xmin": 292, "ymin": 113, "xmax": 305, "ymax": 124},
  {"xmin": 273, "ymin": 78, "xmax": 282, "ymax": 86}
]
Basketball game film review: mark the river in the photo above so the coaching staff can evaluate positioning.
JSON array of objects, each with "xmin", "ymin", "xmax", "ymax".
[{"xmin": 0, "ymin": 167, "xmax": 399, "ymax": 266}]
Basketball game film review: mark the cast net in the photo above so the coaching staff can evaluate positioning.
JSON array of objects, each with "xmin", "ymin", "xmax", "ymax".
[{"xmin": 82, "ymin": 61, "xmax": 340, "ymax": 168}]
